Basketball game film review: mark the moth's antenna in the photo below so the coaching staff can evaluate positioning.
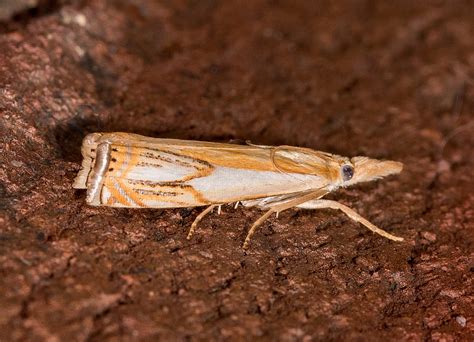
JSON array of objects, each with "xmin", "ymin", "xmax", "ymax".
[{"xmin": 245, "ymin": 140, "xmax": 273, "ymax": 148}]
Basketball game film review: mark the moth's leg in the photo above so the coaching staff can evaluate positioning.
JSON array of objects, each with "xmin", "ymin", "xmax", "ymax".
[
  {"xmin": 187, "ymin": 205, "xmax": 217, "ymax": 240},
  {"xmin": 217, "ymin": 205, "xmax": 222, "ymax": 215},
  {"xmin": 297, "ymin": 199, "xmax": 404, "ymax": 241},
  {"xmin": 242, "ymin": 209, "xmax": 276, "ymax": 249},
  {"xmin": 242, "ymin": 189, "xmax": 328, "ymax": 249}
]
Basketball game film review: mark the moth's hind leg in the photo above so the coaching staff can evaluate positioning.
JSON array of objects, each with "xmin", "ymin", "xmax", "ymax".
[
  {"xmin": 187, "ymin": 205, "xmax": 217, "ymax": 240},
  {"xmin": 297, "ymin": 199, "xmax": 404, "ymax": 241}
]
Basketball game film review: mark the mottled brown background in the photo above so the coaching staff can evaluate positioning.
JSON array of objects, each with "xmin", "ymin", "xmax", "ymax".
[{"xmin": 0, "ymin": 0, "xmax": 473, "ymax": 341}]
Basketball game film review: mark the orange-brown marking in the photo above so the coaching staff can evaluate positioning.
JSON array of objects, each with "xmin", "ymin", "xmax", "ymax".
[
  {"xmin": 125, "ymin": 180, "xmax": 209, "ymax": 205},
  {"xmin": 106, "ymin": 195, "xmax": 116, "ymax": 206},
  {"xmin": 115, "ymin": 146, "xmax": 147, "ymax": 207},
  {"xmin": 103, "ymin": 179, "xmax": 131, "ymax": 206},
  {"xmin": 102, "ymin": 146, "xmax": 136, "ymax": 206}
]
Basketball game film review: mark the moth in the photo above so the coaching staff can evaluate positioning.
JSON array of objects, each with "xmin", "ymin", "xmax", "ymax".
[{"xmin": 73, "ymin": 132, "xmax": 404, "ymax": 249}]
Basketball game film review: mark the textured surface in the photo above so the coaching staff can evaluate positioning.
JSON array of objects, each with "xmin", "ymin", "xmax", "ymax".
[{"xmin": 0, "ymin": 1, "xmax": 473, "ymax": 340}]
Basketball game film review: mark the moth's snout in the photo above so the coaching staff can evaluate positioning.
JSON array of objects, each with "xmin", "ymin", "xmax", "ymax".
[
  {"xmin": 349, "ymin": 157, "xmax": 403, "ymax": 184},
  {"xmin": 377, "ymin": 160, "xmax": 403, "ymax": 175}
]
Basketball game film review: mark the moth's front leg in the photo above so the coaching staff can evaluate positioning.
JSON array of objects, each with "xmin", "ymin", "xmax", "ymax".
[{"xmin": 296, "ymin": 199, "xmax": 404, "ymax": 241}]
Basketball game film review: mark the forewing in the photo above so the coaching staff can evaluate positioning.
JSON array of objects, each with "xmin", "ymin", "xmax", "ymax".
[
  {"xmin": 75, "ymin": 133, "xmax": 333, "ymax": 208},
  {"xmin": 101, "ymin": 144, "xmax": 213, "ymax": 208}
]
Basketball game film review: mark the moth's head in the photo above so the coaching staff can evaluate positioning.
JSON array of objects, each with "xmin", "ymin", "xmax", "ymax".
[{"xmin": 337, "ymin": 156, "xmax": 403, "ymax": 187}]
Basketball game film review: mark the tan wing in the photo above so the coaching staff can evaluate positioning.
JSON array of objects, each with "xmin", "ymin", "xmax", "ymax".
[{"xmin": 73, "ymin": 133, "xmax": 335, "ymax": 208}]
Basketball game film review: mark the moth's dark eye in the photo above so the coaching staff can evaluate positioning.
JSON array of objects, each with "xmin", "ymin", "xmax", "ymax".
[{"xmin": 342, "ymin": 165, "xmax": 354, "ymax": 181}]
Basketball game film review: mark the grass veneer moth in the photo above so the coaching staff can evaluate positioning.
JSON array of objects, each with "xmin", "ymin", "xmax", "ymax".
[{"xmin": 73, "ymin": 132, "xmax": 404, "ymax": 249}]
